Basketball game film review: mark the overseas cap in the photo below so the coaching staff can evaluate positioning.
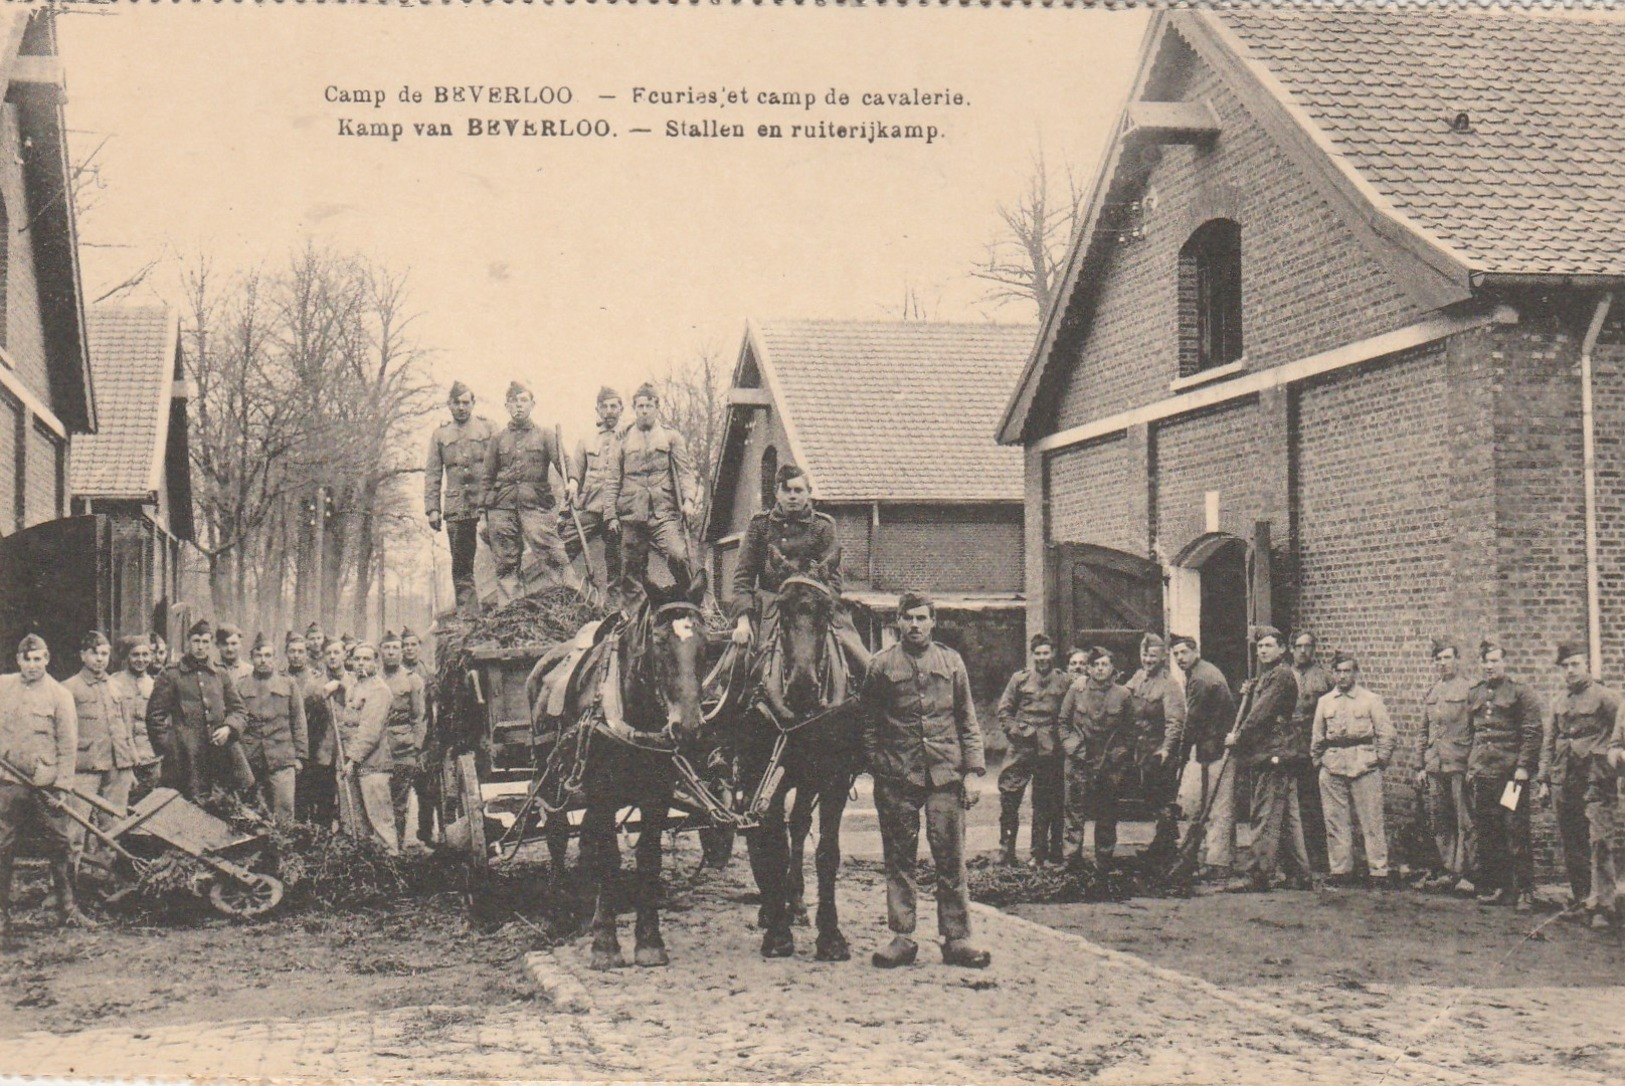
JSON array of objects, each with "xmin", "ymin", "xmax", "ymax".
[
  {"xmin": 1557, "ymin": 640, "xmax": 1588, "ymax": 665},
  {"xmin": 596, "ymin": 386, "xmax": 621, "ymax": 405},
  {"xmin": 448, "ymin": 380, "xmax": 473, "ymax": 401},
  {"xmin": 634, "ymin": 382, "xmax": 660, "ymax": 403},
  {"xmin": 506, "ymin": 381, "xmax": 532, "ymax": 400}
]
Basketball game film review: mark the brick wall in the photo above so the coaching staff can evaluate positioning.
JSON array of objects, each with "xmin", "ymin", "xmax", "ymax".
[
  {"xmin": 871, "ymin": 504, "xmax": 1023, "ymax": 594},
  {"xmin": 1047, "ymin": 434, "xmax": 1136, "ymax": 551},
  {"xmin": 24, "ymin": 419, "xmax": 59, "ymax": 527},
  {"xmin": 828, "ymin": 505, "xmax": 871, "ymax": 589},
  {"xmin": 0, "ymin": 390, "xmax": 15, "ymax": 534},
  {"xmin": 0, "ymin": 102, "xmax": 48, "ymax": 397},
  {"xmin": 1152, "ymin": 396, "xmax": 1266, "ymax": 558},
  {"xmin": 1050, "ymin": 45, "xmax": 1424, "ymax": 432}
]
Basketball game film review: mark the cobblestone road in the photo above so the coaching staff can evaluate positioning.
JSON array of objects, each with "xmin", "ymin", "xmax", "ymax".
[{"xmin": 4, "ymin": 861, "xmax": 1496, "ymax": 1085}]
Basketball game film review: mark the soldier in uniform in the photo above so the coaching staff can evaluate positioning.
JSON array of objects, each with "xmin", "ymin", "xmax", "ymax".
[
  {"xmin": 0, "ymin": 635, "xmax": 91, "ymax": 935},
  {"xmin": 401, "ymin": 627, "xmax": 441, "ymax": 845},
  {"xmin": 1311, "ymin": 653, "xmax": 1396, "ymax": 887},
  {"xmin": 1466, "ymin": 639, "xmax": 1542, "ymax": 911},
  {"xmin": 603, "ymin": 382, "xmax": 699, "ymax": 602},
  {"xmin": 1126, "ymin": 632, "xmax": 1187, "ymax": 857},
  {"xmin": 216, "ymin": 624, "xmax": 251, "ymax": 686},
  {"xmin": 62, "ymin": 631, "xmax": 137, "ymax": 860},
  {"xmin": 238, "ymin": 633, "xmax": 308, "ymax": 822},
  {"xmin": 1414, "ymin": 640, "xmax": 1475, "ymax": 892},
  {"xmin": 285, "ymin": 632, "xmax": 336, "ymax": 827},
  {"xmin": 995, "ymin": 634, "xmax": 1070, "ymax": 866},
  {"xmin": 338, "ymin": 643, "xmax": 398, "ymax": 855},
  {"xmin": 859, "ymin": 592, "xmax": 989, "ymax": 969},
  {"xmin": 379, "ymin": 631, "xmax": 427, "ymax": 848},
  {"xmin": 1224, "ymin": 627, "xmax": 1312, "ymax": 893},
  {"xmin": 482, "ymin": 381, "xmax": 580, "ymax": 601},
  {"xmin": 110, "ymin": 635, "xmax": 162, "ymax": 800},
  {"xmin": 1058, "ymin": 646, "xmax": 1134, "ymax": 871},
  {"xmin": 426, "ymin": 382, "xmax": 497, "ymax": 611},
  {"xmin": 1541, "ymin": 641, "xmax": 1620, "ymax": 928},
  {"xmin": 1291, "ymin": 632, "xmax": 1333, "ymax": 873},
  {"xmin": 1170, "ymin": 635, "xmax": 1238, "ymax": 878},
  {"xmin": 147, "ymin": 620, "xmax": 255, "ymax": 802},
  {"xmin": 566, "ymin": 386, "xmax": 626, "ymax": 602}
]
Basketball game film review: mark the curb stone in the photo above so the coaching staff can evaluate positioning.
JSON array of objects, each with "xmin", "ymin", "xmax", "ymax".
[{"xmin": 523, "ymin": 949, "xmax": 594, "ymax": 1014}]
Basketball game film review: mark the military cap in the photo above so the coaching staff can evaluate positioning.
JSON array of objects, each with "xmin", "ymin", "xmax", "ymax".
[
  {"xmin": 1331, "ymin": 652, "xmax": 1357, "ymax": 669},
  {"xmin": 1084, "ymin": 646, "xmax": 1113, "ymax": 665},
  {"xmin": 1430, "ymin": 637, "xmax": 1457, "ymax": 658},
  {"xmin": 1169, "ymin": 634, "xmax": 1198, "ymax": 652},
  {"xmin": 1253, "ymin": 625, "xmax": 1285, "ymax": 647},
  {"xmin": 380, "ymin": 629, "xmax": 402, "ymax": 646},
  {"xmin": 633, "ymin": 381, "xmax": 660, "ymax": 403},
  {"xmin": 447, "ymin": 380, "xmax": 473, "ymax": 401},
  {"xmin": 80, "ymin": 630, "xmax": 110, "ymax": 652},
  {"xmin": 505, "ymin": 381, "xmax": 532, "ymax": 401},
  {"xmin": 596, "ymin": 386, "xmax": 621, "ymax": 405},
  {"xmin": 1140, "ymin": 632, "xmax": 1166, "ymax": 651},
  {"xmin": 1029, "ymin": 633, "xmax": 1053, "ymax": 651},
  {"xmin": 16, "ymin": 633, "xmax": 47, "ymax": 655},
  {"xmin": 1479, "ymin": 638, "xmax": 1504, "ymax": 661},
  {"xmin": 896, "ymin": 590, "xmax": 934, "ymax": 618},
  {"xmin": 285, "ymin": 629, "xmax": 305, "ymax": 646},
  {"xmin": 215, "ymin": 623, "xmax": 243, "ymax": 645},
  {"xmin": 400, "ymin": 626, "xmax": 418, "ymax": 640},
  {"xmin": 188, "ymin": 619, "xmax": 213, "ymax": 638},
  {"xmin": 251, "ymin": 632, "xmax": 272, "ymax": 652},
  {"xmin": 1556, "ymin": 640, "xmax": 1588, "ymax": 665}
]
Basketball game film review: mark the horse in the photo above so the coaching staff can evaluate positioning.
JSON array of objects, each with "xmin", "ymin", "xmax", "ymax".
[
  {"xmin": 525, "ymin": 573, "xmax": 709, "ymax": 971},
  {"xmin": 738, "ymin": 558, "xmax": 869, "ymax": 961}
]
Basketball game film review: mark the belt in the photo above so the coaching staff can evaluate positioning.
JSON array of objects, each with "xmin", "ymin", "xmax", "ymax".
[{"xmin": 1322, "ymin": 736, "xmax": 1374, "ymax": 749}]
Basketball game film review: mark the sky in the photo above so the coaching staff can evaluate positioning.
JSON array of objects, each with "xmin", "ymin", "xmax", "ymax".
[{"xmin": 57, "ymin": 5, "xmax": 1149, "ymax": 444}]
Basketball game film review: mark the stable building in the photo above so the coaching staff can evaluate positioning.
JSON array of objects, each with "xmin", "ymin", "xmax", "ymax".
[
  {"xmin": 997, "ymin": 7, "xmax": 1625, "ymax": 813},
  {"xmin": 707, "ymin": 320, "xmax": 1035, "ymax": 709}
]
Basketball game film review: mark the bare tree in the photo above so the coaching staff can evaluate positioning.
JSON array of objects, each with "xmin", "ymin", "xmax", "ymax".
[
  {"xmin": 972, "ymin": 151, "xmax": 1087, "ymax": 319},
  {"xmin": 657, "ymin": 344, "xmax": 728, "ymax": 551}
]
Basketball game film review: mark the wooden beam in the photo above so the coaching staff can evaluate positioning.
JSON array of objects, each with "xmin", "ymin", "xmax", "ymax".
[
  {"xmin": 726, "ymin": 387, "xmax": 772, "ymax": 408},
  {"xmin": 1124, "ymin": 99, "xmax": 1221, "ymax": 144}
]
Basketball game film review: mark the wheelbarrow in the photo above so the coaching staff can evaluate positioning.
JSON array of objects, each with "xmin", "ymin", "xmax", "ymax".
[{"xmin": 0, "ymin": 754, "xmax": 285, "ymax": 920}]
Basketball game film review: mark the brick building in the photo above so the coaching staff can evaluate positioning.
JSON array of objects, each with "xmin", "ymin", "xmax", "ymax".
[
  {"xmin": 706, "ymin": 320, "xmax": 1035, "ymax": 713},
  {"xmin": 997, "ymin": 9, "xmax": 1625, "ymax": 859},
  {"xmin": 69, "ymin": 303, "xmax": 205, "ymax": 643}
]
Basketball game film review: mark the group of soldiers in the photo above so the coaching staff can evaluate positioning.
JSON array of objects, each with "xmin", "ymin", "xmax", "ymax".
[
  {"xmin": 424, "ymin": 379, "xmax": 700, "ymax": 609},
  {"xmin": 0, "ymin": 620, "xmax": 437, "ymax": 937},
  {"xmin": 995, "ymin": 625, "xmax": 1625, "ymax": 929}
]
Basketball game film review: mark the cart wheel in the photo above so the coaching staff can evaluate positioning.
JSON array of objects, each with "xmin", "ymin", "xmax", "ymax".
[
  {"xmin": 208, "ymin": 872, "xmax": 284, "ymax": 919},
  {"xmin": 454, "ymin": 751, "xmax": 488, "ymax": 869}
]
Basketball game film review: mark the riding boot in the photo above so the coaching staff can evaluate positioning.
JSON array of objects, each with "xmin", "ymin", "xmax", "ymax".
[
  {"xmin": 50, "ymin": 862, "xmax": 96, "ymax": 930},
  {"xmin": 998, "ymin": 796, "xmax": 1021, "ymax": 866}
]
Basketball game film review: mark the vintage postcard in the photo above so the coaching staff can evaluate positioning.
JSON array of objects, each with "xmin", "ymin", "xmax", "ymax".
[{"xmin": 0, "ymin": 3, "xmax": 1623, "ymax": 1084}]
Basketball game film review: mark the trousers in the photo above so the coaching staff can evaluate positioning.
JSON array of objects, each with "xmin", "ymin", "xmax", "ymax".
[
  {"xmin": 257, "ymin": 766, "xmax": 297, "ymax": 823},
  {"xmin": 445, "ymin": 517, "xmax": 480, "ymax": 603},
  {"xmin": 1469, "ymin": 773, "xmax": 1532, "ymax": 896},
  {"xmin": 1063, "ymin": 755, "xmax": 1125, "ymax": 862},
  {"xmin": 1554, "ymin": 767, "xmax": 1617, "ymax": 911},
  {"xmin": 1203, "ymin": 760, "xmax": 1239, "ymax": 868},
  {"xmin": 873, "ymin": 777, "xmax": 971, "ymax": 940},
  {"xmin": 487, "ymin": 506, "xmax": 578, "ymax": 598},
  {"xmin": 0, "ymin": 780, "xmax": 74, "ymax": 909},
  {"xmin": 1424, "ymin": 771, "xmax": 1474, "ymax": 878},
  {"xmin": 619, "ymin": 514, "xmax": 692, "ymax": 596},
  {"xmin": 356, "ymin": 772, "xmax": 400, "ymax": 855},
  {"xmin": 1248, "ymin": 765, "xmax": 1312, "ymax": 883},
  {"xmin": 1319, "ymin": 767, "xmax": 1389, "ymax": 877},
  {"xmin": 572, "ymin": 509, "xmax": 624, "ymax": 597}
]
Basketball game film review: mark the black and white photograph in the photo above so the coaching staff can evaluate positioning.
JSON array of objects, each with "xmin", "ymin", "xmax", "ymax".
[{"xmin": 1, "ymin": 2, "xmax": 1624, "ymax": 1083}]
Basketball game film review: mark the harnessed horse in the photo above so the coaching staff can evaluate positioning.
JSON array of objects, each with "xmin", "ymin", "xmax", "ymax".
[
  {"xmin": 524, "ymin": 574, "xmax": 708, "ymax": 970},
  {"xmin": 738, "ymin": 563, "xmax": 869, "ymax": 961}
]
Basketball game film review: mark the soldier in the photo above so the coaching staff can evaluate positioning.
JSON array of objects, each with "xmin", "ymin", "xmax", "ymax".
[
  {"xmin": 425, "ymin": 381, "xmax": 497, "ymax": 611},
  {"xmin": 1224, "ymin": 627, "xmax": 1312, "ymax": 893},
  {"xmin": 1311, "ymin": 654, "xmax": 1396, "ymax": 887},
  {"xmin": 62, "ymin": 631, "xmax": 138, "ymax": 860},
  {"xmin": 238, "ymin": 633, "xmax": 308, "ymax": 822},
  {"xmin": 216, "ymin": 624, "xmax": 251, "ymax": 685},
  {"xmin": 483, "ymin": 381, "xmax": 580, "ymax": 601},
  {"xmin": 109, "ymin": 635, "xmax": 162, "ymax": 799},
  {"xmin": 0, "ymin": 635, "xmax": 91, "ymax": 935},
  {"xmin": 147, "ymin": 633, "xmax": 169, "ymax": 677},
  {"xmin": 603, "ymin": 382, "xmax": 699, "ymax": 602},
  {"xmin": 860, "ymin": 592, "xmax": 990, "ymax": 969},
  {"xmin": 285, "ymin": 633, "xmax": 337, "ymax": 827},
  {"xmin": 995, "ymin": 634, "xmax": 1070, "ymax": 866},
  {"xmin": 1414, "ymin": 640, "xmax": 1475, "ymax": 893},
  {"xmin": 1126, "ymin": 633, "xmax": 1187, "ymax": 857},
  {"xmin": 400, "ymin": 627, "xmax": 441, "ymax": 845},
  {"xmin": 379, "ymin": 631, "xmax": 427, "ymax": 848},
  {"xmin": 147, "ymin": 620, "xmax": 255, "ymax": 802},
  {"xmin": 566, "ymin": 386, "xmax": 626, "ymax": 602},
  {"xmin": 1170, "ymin": 635, "xmax": 1239, "ymax": 878},
  {"xmin": 1291, "ymin": 631, "xmax": 1333, "ymax": 873},
  {"xmin": 338, "ymin": 643, "xmax": 398, "ymax": 855},
  {"xmin": 729, "ymin": 463, "xmax": 866, "ymax": 663},
  {"xmin": 1466, "ymin": 639, "xmax": 1542, "ymax": 911},
  {"xmin": 1057, "ymin": 646, "xmax": 1133, "ymax": 872},
  {"xmin": 1541, "ymin": 641, "xmax": 1620, "ymax": 929}
]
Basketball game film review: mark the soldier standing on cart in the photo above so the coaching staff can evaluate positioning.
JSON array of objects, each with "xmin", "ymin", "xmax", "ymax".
[
  {"xmin": 425, "ymin": 381, "xmax": 497, "ymax": 612},
  {"xmin": 483, "ymin": 381, "xmax": 580, "ymax": 602},
  {"xmin": 566, "ymin": 386, "xmax": 626, "ymax": 605},
  {"xmin": 603, "ymin": 382, "xmax": 699, "ymax": 602}
]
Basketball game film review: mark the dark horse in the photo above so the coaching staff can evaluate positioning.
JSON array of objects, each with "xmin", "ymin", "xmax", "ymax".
[
  {"xmin": 740, "ymin": 559, "xmax": 869, "ymax": 961},
  {"xmin": 526, "ymin": 574, "xmax": 708, "ymax": 971}
]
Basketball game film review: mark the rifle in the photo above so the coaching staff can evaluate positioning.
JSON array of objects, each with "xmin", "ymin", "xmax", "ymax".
[
  {"xmin": 557, "ymin": 422, "xmax": 600, "ymax": 588},
  {"xmin": 327, "ymin": 679, "xmax": 363, "ymax": 836},
  {"xmin": 1166, "ymin": 684, "xmax": 1253, "ymax": 882}
]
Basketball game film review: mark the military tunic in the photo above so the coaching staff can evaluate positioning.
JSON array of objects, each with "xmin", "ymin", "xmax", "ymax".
[
  {"xmin": 1467, "ymin": 676, "xmax": 1543, "ymax": 898},
  {"xmin": 1058, "ymin": 677, "xmax": 1134, "ymax": 863},
  {"xmin": 1543, "ymin": 678, "xmax": 1622, "ymax": 911},
  {"xmin": 425, "ymin": 414, "xmax": 497, "ymax": 602}
]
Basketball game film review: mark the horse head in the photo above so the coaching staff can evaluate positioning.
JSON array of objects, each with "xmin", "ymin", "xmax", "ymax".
[
  {"xmin": 636, "ymin": 570, "xmax": 708, "ymax": 741},
  {"xmin": 773, "ymin": 559, "xmax": 839, "ymax": 719}
]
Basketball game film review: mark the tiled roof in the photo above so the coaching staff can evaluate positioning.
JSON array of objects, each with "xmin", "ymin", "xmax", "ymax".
[
  {"xmin": 754, "ymin": 321, "xmax": 1035, "ymax": 503},
  {"xmin": 1221, "ymin": 9, "xmax": 1625, "ymax": 277},
  {"xmin": 69, "ymin": 305, "xmax": 175, "ymax": 499}
]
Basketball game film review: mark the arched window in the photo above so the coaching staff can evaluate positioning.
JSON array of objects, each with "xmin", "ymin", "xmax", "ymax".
[
  {"xmin": 1178, "ymin": 219, "xmax": 1242, "ymax": 377},
  {"xmin": 759, "ymin": 445, "xmax": 778, "ymax": 510}
]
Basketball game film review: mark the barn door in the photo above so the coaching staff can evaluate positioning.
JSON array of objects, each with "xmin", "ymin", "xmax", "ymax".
[
  {"xmin": 0, "ymin": 515, "xmax": 112, "ymax": 677},
  {"xmin": 1046, "ymin": 542, "xmax": 1163, "ymax": 665}
]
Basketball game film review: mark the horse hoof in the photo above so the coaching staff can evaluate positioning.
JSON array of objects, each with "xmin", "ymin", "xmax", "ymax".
[
  {"xmin": 761, "ymin": 929, "xmax": 795, "ymax": 958},
  {"xmin": 634, "ymin": 944, "xmax": 670, "ymax": 967},
  {"xmin": 814, "ymin": 931, "xmax": 851, "ymax": 962},
  {"xmin": 589, "ymin": 945, "xmax": 626, "ymax": 971}
]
